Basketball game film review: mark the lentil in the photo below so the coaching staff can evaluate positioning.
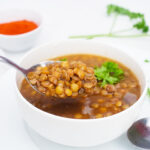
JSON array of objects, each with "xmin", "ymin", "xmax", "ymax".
[{"xmin": 28, "ymin": 61, "xmax": 97, "ymax": 98}]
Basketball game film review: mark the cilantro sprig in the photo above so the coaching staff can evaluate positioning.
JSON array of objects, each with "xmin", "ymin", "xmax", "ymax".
[
  {"xmin": 94, "ymin": 62, "xmax": 124, "ymax": 87},
  {"xmin": 144, "ymin": 59, "xmax": 150, "ymax": 63},
  {"xmin": 70, "ymin": 4, "xmax": 150, "ymax": 39},
  {"xmin": 107, "ymin": 4, "xmax": 149, "ymax": 33}
]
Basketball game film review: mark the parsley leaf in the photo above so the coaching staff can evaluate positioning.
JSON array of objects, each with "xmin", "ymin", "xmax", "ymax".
[
  {"xmin": 69, "ymin": 4, "xmax": 150, "ymax": 39},
  {"xmin": 60, "ymin": 58, "xmax": 67, "ymax": 61},
  {"xmin": 107, "ymin": 4, "xmax": 149, "ymax": 33},
  {"xmin": 94, "ymin": 62, "xmax": 124, "ymax": 87},
  {"xmin": 107, "ymin": 4, "xmax": 144, "ymax": 19},
  {"xmin": 144, "ymin": 59, "xmax": 150, "ymax": 63},
  {"xmin": 147, "ymin": 88, "xmax": 150, "ymax": 98},
  {"xmin": 133, "ymin": 18, "xmax": 149, "ymax": 33}
]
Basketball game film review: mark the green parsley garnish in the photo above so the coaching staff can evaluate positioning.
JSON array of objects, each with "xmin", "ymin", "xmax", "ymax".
[
  {"xmin": 94, "ymin": 62, "xmax": 124, "ymax": 87},
  {"xmin": 144, "ymin": 59, "xmax": 150, "ymax": 63},
  {"xmin": 147, "ymin": 88, "xmax": 150, "ymax": 98},
  {"xmin": 70, "ymin": 4, "xmax": 150, "ymax": 39},
  {"xmin": 107, "ymin": 4, "xmax": 149, "ymax": 33},
  {"xmin": 60, "ymin": 58, "xmax": 67, "ymax": 61}
]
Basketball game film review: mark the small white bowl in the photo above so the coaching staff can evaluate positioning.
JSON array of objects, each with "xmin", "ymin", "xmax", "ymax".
[
  {"xmin": 0, "ymin": 9, "xmax": 42, "ymax": 52},
  {"xmin": 14, "ymin": 40, "xmax": 147, "ymax": 147}
]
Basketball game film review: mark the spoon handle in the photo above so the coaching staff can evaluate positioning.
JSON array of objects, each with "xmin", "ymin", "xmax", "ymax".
[{"xmin": 0, "ymin": 56, "xmax": 27, "ymax": 74}]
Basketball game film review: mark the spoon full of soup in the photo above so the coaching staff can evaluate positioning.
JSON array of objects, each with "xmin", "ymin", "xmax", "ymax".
[
  {"xmin": 0, "ymin": 56, "xmax": 98, "ymax": 98},
  {"xmin": 0, "ymin": 56, "xmax": 60, "ymax": 95}
]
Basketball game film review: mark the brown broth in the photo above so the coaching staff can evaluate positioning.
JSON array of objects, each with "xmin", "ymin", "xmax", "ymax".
[{"xmin": 20, "ymin": 54, "xmax": 140, "ymax": 119}]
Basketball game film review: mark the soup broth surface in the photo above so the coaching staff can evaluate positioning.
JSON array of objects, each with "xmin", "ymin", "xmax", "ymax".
[{"xmin": 20, "ymin": 54, "xmax": 140, "ymax": 119}]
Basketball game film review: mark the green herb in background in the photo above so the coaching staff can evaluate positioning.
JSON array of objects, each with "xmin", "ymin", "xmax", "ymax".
[
  {"xmin": 94, "ymin": 62, "xmax": 124, "ymax": 87},
  {"xmin": 147, "ymin": 88, "xmax": 150, "ymax": 97},
  {"xmin": 70, "ymin": 4, "xmax": 150, "ymax": 39},
  {"xmin": 60, "ymin": 58, "xmax": 67, "ymax": 61},
  {"xmin": 107, "ymin": 4, "xmax": 149, "ymax": 33},
  {"xmin": 144, "ymin": 59, "xmax": 150, "ymax": 63}
]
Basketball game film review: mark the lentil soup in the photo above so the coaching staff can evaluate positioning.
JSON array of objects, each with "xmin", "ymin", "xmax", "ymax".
[{"xmin": 20, "ymin": 54, "xmax": 140, "ymax": 119}]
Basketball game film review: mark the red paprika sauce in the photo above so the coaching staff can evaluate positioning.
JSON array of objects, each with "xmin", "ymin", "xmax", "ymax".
[{"xmin": 0, "ymin": 20, "xmax": 38, "ymax": 35}]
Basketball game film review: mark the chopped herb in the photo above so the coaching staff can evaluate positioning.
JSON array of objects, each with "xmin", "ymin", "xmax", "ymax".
[
  {"xmin": 144, "ymin": 59, "xmax": 150, "ymax": 63},
  {"xmin": 107, "ymin": 4, "xmax": 149, "ymax": 33},
  {"xmin": 60, "ymin": 58, "xmax": 67, "ymax": 61},
  {"xmin": 107, "ymin": 4, "xmax": 143, "ymax": 19},
  {"xmin": 147, "ymin": 88, "xmax": 150, "ymax": 97},
  {"xmin": 94, "ymin": 62, "xmax": 124, "ymax": 87},
  {"xmin": 69, "ymin": 4, "xmax": 150, "ymax": 39}
]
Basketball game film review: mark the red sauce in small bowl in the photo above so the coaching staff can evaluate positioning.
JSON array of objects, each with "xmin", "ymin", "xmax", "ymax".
[{"xmin": 0, "ymin": 20, "xmax": 38, "ymax": 35}]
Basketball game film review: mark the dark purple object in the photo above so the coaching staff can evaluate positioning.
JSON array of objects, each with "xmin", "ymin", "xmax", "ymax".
[
  {"xmin": 123, "ymin": 92, "xmax": 137, "ymax": 105},
  {"xmin": 128, "ymin": 118, "xmax": 150, "ymax": 149}
]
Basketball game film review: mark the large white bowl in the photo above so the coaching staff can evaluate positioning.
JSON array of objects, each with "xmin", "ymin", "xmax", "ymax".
[
  {"xmin": 0, "ymin": 9, "xmax": 42, "ymax": 52},
  {"xmin": 14, "ymin": 40, "xmax": 147, "ymax": 147}
]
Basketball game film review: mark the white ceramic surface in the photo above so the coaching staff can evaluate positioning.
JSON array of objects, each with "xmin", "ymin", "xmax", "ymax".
[
  {"xmin": 0, "ymin": 9, "xmax": 42, "ymax": 52},
  {"xmin": 14, "ymin": 40, "xmax": 147, "ymax": 147}
]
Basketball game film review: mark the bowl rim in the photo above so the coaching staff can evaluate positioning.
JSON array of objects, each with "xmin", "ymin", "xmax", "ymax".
[
  {"xmin": 14, "ymin": 40, "xmax": 148, "ymax": 122},
  {"xmin": 0, "ymin": 9, "xmax": 43, "ymax": 38}
]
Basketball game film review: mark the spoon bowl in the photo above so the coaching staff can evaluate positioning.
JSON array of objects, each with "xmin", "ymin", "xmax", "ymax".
[{"xmin": 128, "ymin": 118, "xmax": 150, "ymax": 149}]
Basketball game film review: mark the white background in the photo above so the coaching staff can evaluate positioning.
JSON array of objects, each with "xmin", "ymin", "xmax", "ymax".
[{"xmin": 0, "ymin": 0, "xmax": 150, "ymax": 150}]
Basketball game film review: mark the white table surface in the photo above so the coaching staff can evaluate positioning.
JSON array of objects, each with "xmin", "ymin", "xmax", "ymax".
[{"xmin": 0, "ymin": 0, "xmax": 150, "ymax": 149}]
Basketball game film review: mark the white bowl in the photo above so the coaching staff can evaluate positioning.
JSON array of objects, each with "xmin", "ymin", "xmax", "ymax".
[
  {"xmin": 0, "ymin": 9, "xmax": 42, "ymax": 52},
  {"xmin": 14, "ymin": 40, "xmax": 147, "ymax": 147}
]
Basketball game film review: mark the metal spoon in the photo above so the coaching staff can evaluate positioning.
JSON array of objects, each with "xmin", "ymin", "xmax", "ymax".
[
  {"xmin": 0, "ymin": 55, "xmax": 60, "ymax": 95},
  {"xmin": 127, "ymin": 118, "xmax": 150, "ymax": 149}
]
